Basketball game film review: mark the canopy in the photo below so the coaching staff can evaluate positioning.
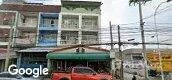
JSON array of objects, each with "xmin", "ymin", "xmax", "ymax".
[{"xmin": 46, "ymin": 52, "xmax": 110, "ymax": 60}]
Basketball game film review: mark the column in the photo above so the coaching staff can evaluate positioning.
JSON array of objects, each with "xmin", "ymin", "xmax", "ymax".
[
  {"xmin": 17, "ymin": 53, "xmax": 21, "ymax": 68},
  {"xmin": 12, "ymin": 11, "xmax": 19, "ymax": 47},
  {"xmin": 97, "ymin": 15, "xmax": 101, "ymax": 44},
  {"xmin": 47, "ymin": 59, "xmax": 51, "ymax": 71},
  {"xmin": 36, "ymin": 12, "xmax": 41, "ymax": 46},
  {"xmin": 57, "ymin": 13, "xmax": 62, "ymax": 45},
  {"xmin": 78, "ymin": 14, "xmax": 82, "ymax": 44}
]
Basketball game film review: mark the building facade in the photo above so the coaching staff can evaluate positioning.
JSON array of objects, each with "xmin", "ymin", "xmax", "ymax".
[{"xmin": 0, "ymin": 0, "xmax": 102, "ymax": 71}]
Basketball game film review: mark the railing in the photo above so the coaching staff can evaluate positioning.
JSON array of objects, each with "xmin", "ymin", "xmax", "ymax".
[
  {"xmin": 60, "ymin": 39, "xmax": 78, "ymax": 44},
  {"xmin": 15, "ymin": 38, "xmax": 35, "ymax": 45},
  {"xmin": 18, "ymin": 23, "xmax": 37, "ymax": 28},
  {"xmin": 39, "ymin": 24, "xmax": 58, "ymax": 30},
  {"xmin": 2, "ymin": 0, "xmax": 24, "ymax": 3},
  {"xmin": 39, "ymin": 38, "xmax": 56, "ymax": 43},
  {"xmin": 82, "ymin": 25, "xmax": 98, "ymax": 30},
  {"xmin": 61, "ymin": 24, "xmax": 79, "ymax": 29},
  {"xmin": 0, "ymin": 37, "xmax": 9, "ymax": 42},
  {"xmin": 81, "ymin": 40, "xmax": 99, "ymax": 44}
]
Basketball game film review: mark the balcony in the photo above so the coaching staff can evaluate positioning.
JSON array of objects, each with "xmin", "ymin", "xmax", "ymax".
[
  {"xmin": 15, "ymin": 38, "xmax": 35, "ymax": 47},
  {"xmin": 81, "ymin": 40, "xmax": 99, "ymax": 44},
  {"xmin": 61, "ymin": 24, "xmax": 78, "ymax": 30},
  {"xmin": 0, "ymin": 42, "xmax": 8, "ymax": 46},
  {"xmin": 18, "ymin": 23, "xmax": 37, "ymax": 30},
  {"xmin": 82, "ymin": 25, "xmax": 98, "ymax": 31},
  {"xmin": 2, "ymin": 0, "xmax": 24, "ymax": 3},
  {"xmin": 81, "ymin": 35, "xmax": 99, "ymax": 44},
  {"xmin": 39, "ymin": 24, "xmax": 58, "ymax": 31},
  {"xmin": 60, "ymin": 39, "xmax": 78, "ymax": 45},
  {"xmin": 38, "ymin": 39, "xmax": 57, "ymax": 46}
]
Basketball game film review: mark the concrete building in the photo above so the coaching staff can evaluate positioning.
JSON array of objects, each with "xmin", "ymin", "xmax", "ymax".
[{"xmin": 0, "ymin": 0, "xmax": 102, "ymax": 71}]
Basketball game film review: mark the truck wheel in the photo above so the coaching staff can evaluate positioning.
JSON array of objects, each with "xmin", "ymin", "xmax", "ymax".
[{"xmin": 60, "ymin": 77, "xmax": 70, "ymax": 80}]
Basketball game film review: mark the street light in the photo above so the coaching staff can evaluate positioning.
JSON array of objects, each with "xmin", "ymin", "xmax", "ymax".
[{"xmin": 154, "ymin": 0, "xmax": 172, "ymax": 80}]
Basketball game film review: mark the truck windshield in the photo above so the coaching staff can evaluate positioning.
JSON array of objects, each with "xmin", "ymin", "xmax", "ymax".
[{"xmin": 73, "ymin": 68, "xmax": 96, "ymax": 74}]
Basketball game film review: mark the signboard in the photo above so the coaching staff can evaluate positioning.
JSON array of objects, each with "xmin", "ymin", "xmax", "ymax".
[{"xmin": 24, "ymin": 0, "xmax": 61, "ymax": 5}]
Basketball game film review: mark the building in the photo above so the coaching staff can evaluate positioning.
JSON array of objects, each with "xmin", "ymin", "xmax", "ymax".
[
  {"xmin": 0, "ymin": 0, "xmax": 61, "ymax": 71},
  {"xmin": 0, "ymin": 10, "xmax": 17, "ymax": 72},
  {"xmin": 0, "ymin": 0, "xmax": 102, "ymax": 71}
]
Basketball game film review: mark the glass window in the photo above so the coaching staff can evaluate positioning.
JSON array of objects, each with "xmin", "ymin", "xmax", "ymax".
[{"xmin": 74, "ymin": 68, "xmax": 95, "ymax": 74}]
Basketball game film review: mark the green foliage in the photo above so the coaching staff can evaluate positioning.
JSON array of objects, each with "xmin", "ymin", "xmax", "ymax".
[{"xmin": 129, "ymin": 0, "xmax": 152, "ymax": 6}]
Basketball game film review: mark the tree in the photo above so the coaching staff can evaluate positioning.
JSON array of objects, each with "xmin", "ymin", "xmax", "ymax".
[{"xmin": 129, "ymin": 0, "xmax": 151, "ymax": 5}]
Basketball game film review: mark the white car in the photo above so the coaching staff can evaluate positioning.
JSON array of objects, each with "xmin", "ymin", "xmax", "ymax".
[{"xmin": 0, "ymin": 72, "xmax": 41, "ymax": 80}]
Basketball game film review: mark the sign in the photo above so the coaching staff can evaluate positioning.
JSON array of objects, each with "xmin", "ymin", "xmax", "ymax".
[
  {"xmin": 24, "ymin": 0, "xmax": 61, "ymax": 5},
  {"xmin": 110, "ymin": 49, "xmax": 116, "ymax": 58}
]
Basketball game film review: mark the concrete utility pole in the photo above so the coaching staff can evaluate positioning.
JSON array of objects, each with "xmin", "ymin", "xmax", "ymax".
[
  {"xmin": 138, "ymin": 1, "xmax": 148, "ymax": 79},
  {"xmin": 109, "ymin": 21, "xmax": 116, "ymax": 80},
  {"xmin": 117, "ymin": 25, "xmax": 123, "ymax": 80},
  {"xmin": 154, "ymin": 1, "xmax": 172, "ymax": 80}
]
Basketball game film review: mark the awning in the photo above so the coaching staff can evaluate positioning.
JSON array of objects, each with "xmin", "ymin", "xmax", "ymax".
[{"xmin": 46, "ymin": 52, "xmax": 110, "ymax": 60}]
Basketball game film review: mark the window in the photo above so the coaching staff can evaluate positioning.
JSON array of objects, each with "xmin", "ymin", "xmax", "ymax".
[
  {"xmin": 132, "ymin": 55, "xmax": 143, "ymax": 60},
  {"xmin": 74, "ymin": 68, "xmax": 95, "ymax": 74},
  {"xmin": 51, "ymin": 20, "xmax": 54, "ymax": 24}
]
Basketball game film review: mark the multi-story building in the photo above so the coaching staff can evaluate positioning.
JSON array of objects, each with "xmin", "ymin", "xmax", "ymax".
[
  {"xmin": 59, "ymin": 0, "xmax": 101, "ymax": 45},
  {"xmin": 0, "ymin": 11, "xmax": 17, "ymax": 72},
  {"xmin": 0, "ymin": 0, "xmax": 102, "ymax": 71}
]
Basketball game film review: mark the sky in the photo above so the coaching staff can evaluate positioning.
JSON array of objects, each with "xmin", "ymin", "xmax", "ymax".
[{"xmin": 100, "ymin": 0, "xmax": 172, "ymax": 49}]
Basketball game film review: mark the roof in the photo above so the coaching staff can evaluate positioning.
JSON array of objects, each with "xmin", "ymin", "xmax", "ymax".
[
  {"xmin": 62, "ymin": 0, "xmax": 102, "ymax": 7},
  {"xmin": 62, "ymin": 0, "xmax": 101, "ymax": 2},
  {"xmin": 46, "ymin": 52, "xmax": 110, "ymax": 60},
  {"xmin": 18, "ymin": 47, "xmax": 56, "ymax": 53},
  {"xmin": 52, "ymin": 45, "xmax": 110, "ymax": 52},
  {"xmin": 0, "ymin": 3, "xmax": 61, "ymax": 13}
]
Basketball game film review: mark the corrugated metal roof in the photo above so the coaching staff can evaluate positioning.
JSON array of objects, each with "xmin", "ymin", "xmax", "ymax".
[{"xmin": 18, "ymin": 47, "xmax": 56, "ymax": 53}]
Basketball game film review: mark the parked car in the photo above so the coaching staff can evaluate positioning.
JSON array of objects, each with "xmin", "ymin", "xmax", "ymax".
[
  {"xmin": 0, "ymin": 72, "xmax": 40, "ymax": 80},
  {"xmin": 51, "ymin": 67, "xmax": 112, "ymax": 80}
]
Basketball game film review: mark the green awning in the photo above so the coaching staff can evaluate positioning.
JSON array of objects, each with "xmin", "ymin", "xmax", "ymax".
[{"xmin": 46, "ymin": 52, "xmax": 110, "ymax": 60}]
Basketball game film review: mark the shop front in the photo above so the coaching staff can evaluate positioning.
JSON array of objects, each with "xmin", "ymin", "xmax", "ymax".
[{"xmin": 46, "ymin": 50, "xmax": 111, "ymax": 73}]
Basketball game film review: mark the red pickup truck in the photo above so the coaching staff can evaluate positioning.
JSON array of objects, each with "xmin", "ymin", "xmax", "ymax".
[{"xmin": 51, "ymin": 67, "xmax": 112, "ymax": 80}]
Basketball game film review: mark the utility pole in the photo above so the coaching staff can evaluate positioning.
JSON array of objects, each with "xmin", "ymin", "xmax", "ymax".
[
  {"xmin": 109, "ymin": 21, "xmax": 116, "ymax": 80},
  {"xmin": 4, "ymin": 15, "xmax": 14, "ymax": 72},
  {"xmin": 117, "ymin": 25, "xmax": 123, "ymax": 80},
  {"xmin": 138, "ymin": 1, "xmax": 148, "ymax": 79}
]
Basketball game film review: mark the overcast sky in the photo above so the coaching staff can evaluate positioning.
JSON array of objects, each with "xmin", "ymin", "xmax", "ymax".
[{"xmin": 100, "ymin": 0, "xmax": 172, "ymax": 49}]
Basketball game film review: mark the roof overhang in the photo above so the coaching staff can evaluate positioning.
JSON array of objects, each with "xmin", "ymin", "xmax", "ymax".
[
  {"xmin": 62, "ymin": 1, "xmax": 102, "ymax": 7},
  {"xmin": 46, "ymin": 52, "xmax": 110, "ymax": 60},
  {"xmin": 0, "ymin": 3, "xmax": 61, "ymax": 13},
  {"xmin": 18, "ymin": 47, "xmax": 56, "ymax": 53}
]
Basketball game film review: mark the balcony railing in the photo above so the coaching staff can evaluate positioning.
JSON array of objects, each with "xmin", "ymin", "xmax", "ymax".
[
  {"xmin": 18, "ymin": 23, "xmax": 37, "ymax": 28},
  {"xmin": 60, "ymin": 39, "xmax": 78, "ymax": 44},
  {"xmin": 2, "ymin": 0, "xmax": 24, "ymax": 3},
  {"xmin": 81, "ymin": 40, "xmax": 99, "ymax": 44},
  {"xmin": 61, "ymin": 24, "xmax": 79, "ymax": 29},
  {"xmin": 0, "ymin": 37, "xmax": 9, "ymax": 42},
  {"xmin": 15, "ymin": 38, "xmax": 35, "ymax": 45},
  {"xmin": 82, "ymin": 25, "xmax": 98, "ymax": 30},
  {"xmin": 39, "ymin": 24, "xmax": 58, "ymax": 31},
  {"xmin": 38, "ymin": 39, "xmax": 57, "ymax": 46}
]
